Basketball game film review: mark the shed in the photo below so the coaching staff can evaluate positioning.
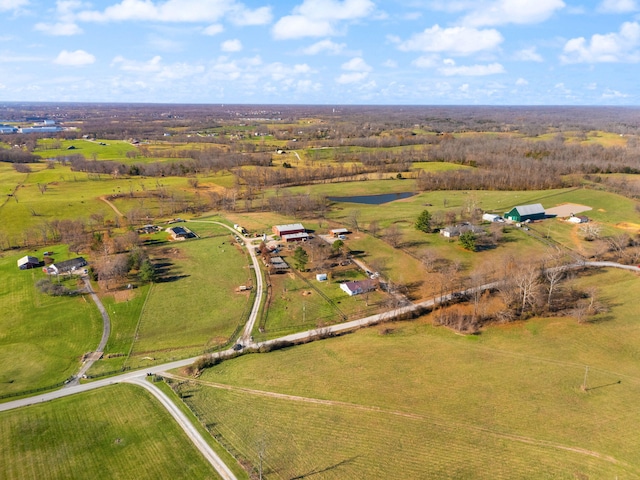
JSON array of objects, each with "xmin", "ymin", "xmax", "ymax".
[
  {"xmin": 316, "ymin": 273, "xmax": 328, "ymax": 282},
  {"xmin": 329, "ymin": 228, "xmax": 349, "ymax": 237},
  {"xmin": 269, "ymin": 256, "xmax": 289, "ymax": 270},
  {"xmin": 17, "ymin": 255, "xmax": 39, "ymax": 270},
  {"xmin": 504, "ymin": 203, "xmax": 545, "ymax": 222},
  {"xmin": 482, "ymin": 213, "xmax": 505, "ymax": 223},
  {"xmin": 567, "ymin": 215, "xmax": 589, "ymax": 224},
  {"xmin": 440, "ymin": 224, "xmax": 485, "ymax": 238}
]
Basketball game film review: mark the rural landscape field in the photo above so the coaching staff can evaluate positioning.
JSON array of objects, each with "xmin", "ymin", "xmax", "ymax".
[{"xmin": 2, "ymin": 103, "xmax": 640, "ymax": 479}]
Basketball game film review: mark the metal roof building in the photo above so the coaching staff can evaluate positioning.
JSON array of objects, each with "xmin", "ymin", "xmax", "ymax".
[{"xmin": 504, "ymin": 203, "xmax": 546, "ymax": 222}]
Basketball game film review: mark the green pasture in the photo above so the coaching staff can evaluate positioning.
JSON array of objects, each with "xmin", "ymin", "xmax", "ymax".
[
  {"xmin": 0, "ymin": 248, "xmax": 101, "ymax": 396},
  {"xmin": 181, "ymin": 269, "xmax": 640, "ymax": 479},
  {"xmin": 35, "ymin": 138, "xmax": 137, "ymax": 160},
  {"xmin": 0, "ymin": 383, "xmax": 222, "ymax": 479},
  {"xmin": 85, "ymin": 284, "xmax": 151, "ymax": 377},
  {"xmin": 127, "ymin": 223, "xmax": 252, "ymax": 365}
]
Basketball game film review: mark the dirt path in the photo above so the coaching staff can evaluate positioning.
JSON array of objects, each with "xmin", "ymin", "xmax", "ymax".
[
  {"xmin": 569, "ymin": 224, "xmax": 587, "ymax": 255},
  {"xmin": 163, "ymin": 373, "xmax": 627, "ymax": 467},
  {"xmin": 99, "ymin": 195, "xmax": 125, "ymax": 218}
]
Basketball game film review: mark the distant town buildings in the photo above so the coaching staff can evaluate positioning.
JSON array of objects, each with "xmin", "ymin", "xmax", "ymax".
[{"xmin": 0, "ymin": 119, "xmax": 63, "ymax": 134}]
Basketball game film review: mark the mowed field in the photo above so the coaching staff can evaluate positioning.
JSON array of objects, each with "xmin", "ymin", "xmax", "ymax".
[
  {"xmin": 0, "ymin": 383, "xmax": 222, "ymax": 479},
  {"xmin": 124, "ymin": 222, "xmax": 253, "ymax": 366},
  {"xmin": 177, "ymin": 268, "xmax": 640, "ymax": 479},
  {"xmin": 0, "ymin": 249, "xmax": 101, "ymax": 396}
]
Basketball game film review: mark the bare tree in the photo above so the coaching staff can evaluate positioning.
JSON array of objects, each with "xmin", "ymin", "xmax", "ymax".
[{"xmin": 384, "ymin": 224, "xmax": 403, "ymax": 248}]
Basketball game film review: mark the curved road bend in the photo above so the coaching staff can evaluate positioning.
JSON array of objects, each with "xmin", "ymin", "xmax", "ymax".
[{"xmin": 126, "ymin": 377, "xmax": 237, "ymax": 480}]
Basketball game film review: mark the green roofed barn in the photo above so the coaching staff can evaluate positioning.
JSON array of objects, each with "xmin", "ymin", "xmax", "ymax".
[{"xmin": 504, "ymin": 203, "xmax": 545, "ymax": 222}]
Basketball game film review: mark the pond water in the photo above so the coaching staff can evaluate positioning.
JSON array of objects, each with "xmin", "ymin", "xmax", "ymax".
[{"xmin": 328, "ymin": 192, "xmax": 416, "ymax": 205}]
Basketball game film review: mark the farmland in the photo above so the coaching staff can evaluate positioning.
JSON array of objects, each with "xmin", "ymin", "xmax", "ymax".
[
  {"xmin": 3, "ymin": 104, "xmax": 640, "ymax": 479},
  {"xmin": 0, "ymin": 383, "xmax": 222, "ymax": 479},
  {"xmin": 176, "ymin": 268, "xmax": 640, "ymax": 479}
]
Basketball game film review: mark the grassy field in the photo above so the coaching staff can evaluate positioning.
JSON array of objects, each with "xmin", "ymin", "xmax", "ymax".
[
  {"xmin": 0, "ymin": 383, "xmax": 223, "ymax": 479},
  {"xmin": 126, "ymin": 222, "xmax": 253, "ymax": 365},
  {"xmin": 0, "ymin": 249, "xmax": 102, "ymax": 396},
  {"xmin": 177, "ymin": 268, "xmax": 640, "ymax": 479}
]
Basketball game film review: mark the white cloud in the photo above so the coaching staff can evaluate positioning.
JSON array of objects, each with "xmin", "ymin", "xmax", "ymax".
[
  {"xmin": 461, "ymin": 0, "xmax": 565, "ymax": 27},
  {"xmin": 412, "ymin": 55, "xmax": 440, "ymax": 68},
  {"xmin": 396, "ymin": 25, "xmax": 503, "ymax": 55},
  {"xmin": 302, "ymin": 39, "xmax": 346, "ymax": 55},
  {"xmin": 111, "ymin": 55, "xmax": 205, "ymax": 79},
  {"xmin": 513, "ymin": 47, "xmax": 543, "ymax": 62},
  {"xmin": 34, "ymin": 22, "xmax": 83, "ymax": 36},
  {"xmin": 229, "ymin": 5, "xmax": 272, "ymax": 25},
  {"xmin": 0, "ymin": 0, "xmax": 29, "ymax": 12},
  {"xmin": 54, "ymin": 49, "xmax": 95, "ymax": 66},
  {"xmin": 336, "ymin": 71, "xmax": 368, "ymax": 83},
  {"xmin": 272, "ymin": 16, "xmax": 334, "ymax": 39},
  {"xmin": 76, "ymin": 0, "xmax": 269, "ymax": 24},
  {"xmin": 598, "ymin": 0, "xmax": 638, "ymax": 13},
  {"xmin": 561, "ymin": 21, "xmax": 640, "ymax": 63},
  {"xmin": 515, "ymin": 77, "xmax": 528, "ymax": 85},
  {"xmin": 203, "ymin": 24, "xmax": 224, "ymax": 35},
  {"xmin": 438, "ymin": 60, "xmax": 505, "ymax": 76},
  {"xmin": 382, "ymin": 59, "xmax": 397, "ymax": 68},
  {"xmin": 341, "ymin": 57, "xmax": 371, "ymax": 71},
  {"xmin": 272, "ymin": 0, "xmax": 375, "ymax": 39},
  {"xmin": 602, "ymin": 88, "xmax": 629, "ymax": 98},
  {"xmin": 221, "ymin": 39, "xmax": 242, "ymax": 52}
]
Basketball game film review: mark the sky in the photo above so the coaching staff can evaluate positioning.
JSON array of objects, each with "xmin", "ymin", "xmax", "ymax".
[{"xmin": 1, "ymin": 0, "xmax": 640, "ymax": 105}]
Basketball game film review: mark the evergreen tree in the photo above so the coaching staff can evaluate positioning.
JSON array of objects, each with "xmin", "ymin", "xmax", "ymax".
[{"xmin": 415, "ymin": 209, "xmax": 432, "ymax": 233}]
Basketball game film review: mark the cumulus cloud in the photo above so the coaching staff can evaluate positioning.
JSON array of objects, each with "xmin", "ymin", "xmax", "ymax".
[
  {"xmin": 598, "ymin": 0, "xmax": 638, "ymax": 12},
  {"xmin": 221, "ymin": 39, "xmax": 242, "ymax": 52},
  {"xmin": 515, "ymin": 77, "xmax": 528, "ymax": 85},
  {"xmin": 438, "ymin": 60, "xmax": 505, "ymax": 76},
  {"xmin": 203, "ymin": 24, "xmax": 224, "ymax": 35},
  {"xmin": 336, "ymin": 71, "xmax": 368, "ymax": 83},
  {"xmin": 396, "ymin": 25, "xmax": 503, "ymax": 55},
  {"xmin": 412, "ymin": 55, "xmax": 440, "ymax": 68},
  {"xmin": 561, "ymin": 21, "xmax": 640, "ymax": 63},
  {"xmin": 111, "ymin": 55, "xmax": 205, "ymax": 79},
  {"xmin": 301, "ymin": 39, "xmax": 346, "ymax": 55},
  {"xmin": 77, "ymin": 0, "xmax": 270, "ymax": 24},
  {"xmin": 341, "ymin": 56, "xmax": 371, "ymax": 71},
  {"xmin": 461, "ymin": 0, "xmax": 565, "ymax": 27},
  {"xmin": 34, "ymin": 22, "xmax": 83, "ymax": 36},
  {"xmin": 54, "ymin": 49, "xmax": 95, "ymax": 66},
  {"xmin": 513, "ymin": 47, "xmax": 543, "ymax": 62},
  {"xmin": 272, "ymin": 0, "xmax": 375, "ymax": 39},
  {"xmin": 0, "ymin": 0, "xmax": 29, "ymax": 12}
]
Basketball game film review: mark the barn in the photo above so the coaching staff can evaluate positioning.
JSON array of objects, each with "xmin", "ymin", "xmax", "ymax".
[
  {"xmin": 504, "ymin": 203, "xmax": 546, "ymax": 222},
  {"xmin": 272, "ymin": 223, "xmax": 305, "ymax": 237},
  {"xmin": 17, "ymin": 255, "xmax": 39, "ymax": 270}
]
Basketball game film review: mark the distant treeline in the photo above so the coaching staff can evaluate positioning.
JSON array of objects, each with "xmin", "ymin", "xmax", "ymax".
[{"xmin": 0, "ymin": 148, "xmax": 40, "ymax": 163}]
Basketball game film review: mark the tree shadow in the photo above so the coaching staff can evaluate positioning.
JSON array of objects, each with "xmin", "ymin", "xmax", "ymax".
[{"xmin": 289, "ymin": 456, "xmax": 359, "ymax": 479}]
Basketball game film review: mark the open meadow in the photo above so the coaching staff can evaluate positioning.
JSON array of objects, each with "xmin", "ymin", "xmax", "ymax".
[
  {"xmin": 122, "ymin": 222, "xmax": 253, "ymax": 367},
  {"xmin": 0, "ymin": 383, "xmax": 224, "ymax": 479},
  {"xmin": 175, "ymin": 268, "xmax": 640, "ymax": 479}
]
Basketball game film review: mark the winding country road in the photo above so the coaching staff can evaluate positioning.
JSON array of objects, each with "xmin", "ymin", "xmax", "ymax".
[{"xmin": 2, "ymin": 253, "xmax": 638, "ymax": 477}]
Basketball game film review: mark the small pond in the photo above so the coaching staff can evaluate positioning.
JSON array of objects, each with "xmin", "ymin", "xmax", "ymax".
[{"xmin": 328, "ymin": 192, "xmax": 416, "ymax": 205}]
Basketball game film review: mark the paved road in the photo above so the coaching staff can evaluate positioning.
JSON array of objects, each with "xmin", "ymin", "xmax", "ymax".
[{"xmin": 126, "ymin": 377, "xmax": 237, "ymax": 480}]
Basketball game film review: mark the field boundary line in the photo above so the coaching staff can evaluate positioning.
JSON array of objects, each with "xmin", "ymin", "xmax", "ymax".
[
  {"xmin": 163, "ymin": 373, "xmax": 629, "ymax": 468},
  {"xmin": 124, "ymin": 282, "xmax": 154, "ymax": 368}
]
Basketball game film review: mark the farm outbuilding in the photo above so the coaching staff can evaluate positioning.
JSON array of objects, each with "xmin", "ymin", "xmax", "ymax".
[
  {"xmin": 17, "ymin": 255, "xmax": 39, "ymax": 270},
  {"xmin": 567, "ymin": 215, "xmax": 589, "ymax": 224},
  {"xmin": 329, "ymin": 228, "xmax": 349, "ymax": 237},
  {"xmin": 282, "ymin": 232, "xmax": 309, "ymax": 242},
  {"xmin": 272, "ymin": 223, "xmax": 305, "ymax": 237},
  {"xmin": 440, "ymin": 224, "xmax": 484, "ymax": 238},
  {"xmin": 482, "ymin": 213, "xmax": 505, "ymax": 223},
  {"xmin": 504, "ymin": 203, "xmax": 545, "ymax": 222}
]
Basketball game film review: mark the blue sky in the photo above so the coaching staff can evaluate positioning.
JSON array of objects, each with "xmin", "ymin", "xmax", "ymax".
[{"xmin": 1, "ymin": 0, "xmax": 640, "ymax": 105}]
